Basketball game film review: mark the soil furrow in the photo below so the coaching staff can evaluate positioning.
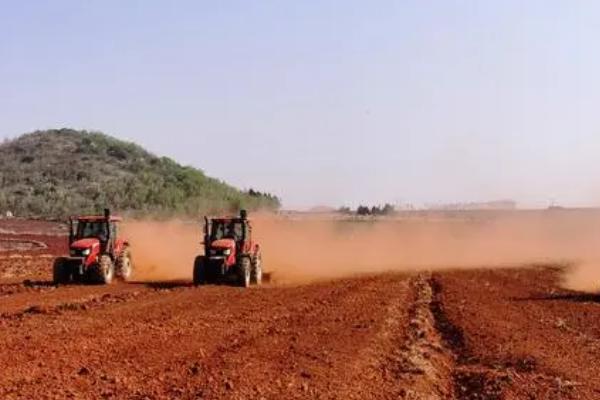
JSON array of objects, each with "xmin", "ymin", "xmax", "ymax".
[
  {"xmin": 384, "ymin": 273, "xmax": 454, "ymax": 399},
  {"xmin": 0, "ymin": 282, "xmax": 193, "ymax": 327},
  {"xmin": 432, "ymin": 269, "xmax": 594, "ymax": 399},
  {"xmin": 430, "ymin": 275, "xmax": 512, "ymax": 399}
]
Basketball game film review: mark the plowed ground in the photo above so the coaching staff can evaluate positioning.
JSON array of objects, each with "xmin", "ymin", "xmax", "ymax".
[{"xmin": 1, "ymin": 220, "xmax": 600, "ymax": 399}]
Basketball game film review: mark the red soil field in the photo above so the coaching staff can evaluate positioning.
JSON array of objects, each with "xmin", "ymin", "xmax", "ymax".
[{"xmin": 1, "ymin": 218, "xmax": 599, "ymax": 399}]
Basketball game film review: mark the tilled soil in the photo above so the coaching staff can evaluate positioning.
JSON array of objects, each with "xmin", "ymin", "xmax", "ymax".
[
  {"xmin": 435, "ymin": 267, "xmax": 600, "ymax": 399},
  {"xmin": 2, "ymin": 220, "xmax": 600, "ymax": 399},
  {"xmin": 2, "ymin": 265, "xmax": 600, "ymax": 399}
]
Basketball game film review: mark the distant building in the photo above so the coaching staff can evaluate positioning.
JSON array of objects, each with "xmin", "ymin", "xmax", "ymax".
[{"xmin": 430, "ymin": 200, "xmax": 517, "ymax": 211}]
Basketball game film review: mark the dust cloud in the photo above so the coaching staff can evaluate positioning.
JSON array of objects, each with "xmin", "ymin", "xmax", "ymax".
[
  {"xmin": 121, "ymin": 221, "xmax": 201, "ymax": 281},
  {"xmin": 121, "ymin": 210, "xmax": 600, "ymax": 290},
  {"xmin": 561, "ymin": 262, "xmax": 600, "ymax": 292}
]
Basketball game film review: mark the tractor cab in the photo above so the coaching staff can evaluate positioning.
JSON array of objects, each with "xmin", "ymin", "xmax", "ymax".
[
  {"xmin": 69, "ymin": 212, "xmax": 120, "ymax": 256},
  {"xmin": 205, "ymin": 216, "xmax": 250, "ymax": 258},
  {"xmin": 194, "ymin": 210, "xmax": 262, "ymax": 287}
]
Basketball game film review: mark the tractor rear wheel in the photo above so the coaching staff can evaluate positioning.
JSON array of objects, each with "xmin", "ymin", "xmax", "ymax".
[
  {"xmin": 237, "ymin": 257, "xmax": 251, "ymax": 288},
  {"xmin": 193, "ymin": 256, "xmax": 206, "ymax": 285},
  {"xmin": 117, "ymin": 249, "xmax": 133, "ymax": 281},
  {"xmin": 251, "ymin": 255, "xmax": 262, "ymax": 285},
  {"xmin": 53, "ymin": 257, "xmax": 70, "ymax": 284},
  {"xmin": 89, "ymin": 255, "xmax": 115, "ymax": 284}
]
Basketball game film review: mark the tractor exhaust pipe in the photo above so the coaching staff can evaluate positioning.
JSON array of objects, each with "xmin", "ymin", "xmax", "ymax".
[
  {"xmin": 104, "ymin": 209, "xmax": 111, "ymax": 249},
  {"xmin": 203, "ymin": 216, "xmax": 209, "ymax": 250},
  {"xmin": 68, "ymin": 217, "xmax": 75, "ymax": 245}
]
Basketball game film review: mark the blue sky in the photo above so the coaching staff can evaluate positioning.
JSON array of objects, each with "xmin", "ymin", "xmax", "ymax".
[{"xmin": 1, "ymin": 1, "xmax": 599, "ymax": 208}]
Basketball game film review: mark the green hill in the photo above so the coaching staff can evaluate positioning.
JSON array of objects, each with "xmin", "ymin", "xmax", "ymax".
[{"xmin": 0, "ymin": 129, "xmax": 280, "ymax": 217}]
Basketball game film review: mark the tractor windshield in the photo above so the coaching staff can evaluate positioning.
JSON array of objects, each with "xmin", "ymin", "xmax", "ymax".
[
  {"xmin": 77, "ymin": 221, "xmax": 109, "ymax": 241},
  {"xmin": 211, "ymin": 220, "xmax": 244, "ymax": 241}
]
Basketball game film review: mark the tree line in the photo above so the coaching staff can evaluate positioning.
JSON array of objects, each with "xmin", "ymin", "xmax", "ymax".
[{"xmin": 338, "ymin": 203, "xmax": 396, "ymax": 216}]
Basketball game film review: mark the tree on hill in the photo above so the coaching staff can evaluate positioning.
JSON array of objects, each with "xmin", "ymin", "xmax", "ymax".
[{"xmin": 0, "ymin": 129, "xmax": 281, "ymax": 218}]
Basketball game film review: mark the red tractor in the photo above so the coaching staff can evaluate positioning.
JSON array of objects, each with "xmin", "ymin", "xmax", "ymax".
[
  {"xmin": 193, "ymin": 210, "xmax": 262, "ymax": 287},
  {"xmin": 53, "ymin": 209, "xmax": 133, "ymax": 284}
]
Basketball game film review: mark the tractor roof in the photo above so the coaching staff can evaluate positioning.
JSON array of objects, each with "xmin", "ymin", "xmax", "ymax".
[
  {"xmin": 209, "ymin": 210, "xmax": 250, "ymax": 223},
  {"xmin": 75, "ymin": 215, "xmax": 123, "ymax": 222},
  {"xmin": 211, "ymin": 217, "xmax": 250, "ymax": 223}
]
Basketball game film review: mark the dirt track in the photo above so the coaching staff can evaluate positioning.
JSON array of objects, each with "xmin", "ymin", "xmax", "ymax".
[{"xmin": 2, "ymin": 221, "xmax": 600, "ymax": 399}]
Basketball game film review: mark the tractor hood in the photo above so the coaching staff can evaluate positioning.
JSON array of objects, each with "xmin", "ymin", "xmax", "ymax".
[
  {"xmin": 210, "ymin": 238, "xmax": 235, "ymax": 249},
  {"xmin": 71, "ymin": 238, "xmax": 100, "ymax": 250}
]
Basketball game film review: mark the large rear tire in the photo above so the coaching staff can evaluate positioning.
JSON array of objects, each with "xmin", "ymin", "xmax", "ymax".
[
  {"xmin": 53, "ymin": 257, "xmax": 70, "ymax": 285},
  {"xmin": 193, "ymin": 256, "xmax": 206, "ymax": 285},
  {"xmin": 251, "ymin": 254, "xmax": 262, "ymax": 285},
  {"xmin": 89, "ymin": 255, "xmax": 114, "ymax": 284},
  {"xmin": 117, "ymin": 249, "xmax": 133, "ymax": 281},
  {"xmin": 237, "ymin": 257, "xmax": 251, "ymax": 288}
]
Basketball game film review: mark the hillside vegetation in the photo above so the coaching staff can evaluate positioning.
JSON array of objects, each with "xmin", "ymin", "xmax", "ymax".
[{"xmin": 0, "ymin": 129, "xmax": 280, "ymax": 217}]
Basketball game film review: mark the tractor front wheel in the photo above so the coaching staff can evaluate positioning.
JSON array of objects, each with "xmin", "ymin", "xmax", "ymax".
[
  {"xmin": 251, "ymin": 255, "xmax": 262, "ymax": 285},
  {"xmin": 237, "ymin": 257, "xmax": 251, "ymax": 288},
  {"xmin": 117, "ymin": 249, "xmax": 133, "ymax": 281},
  {"xmin": 89, "ymin": 255, "xmax": 115, "ymax": 284},
  {"xmin": 53, "ymin": 257, "xmax": 70, "ymax": 285},
  {"xmin": 193, "ymin": 256, "xmax": 206, "ymax": 285}
]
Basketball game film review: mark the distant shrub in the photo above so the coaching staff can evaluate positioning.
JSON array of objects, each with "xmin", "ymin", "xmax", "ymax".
[
  {"xmin": 357, "ymin": 205, "xmax": 371, "ymax": 216},
  {"xmin": 353, "ymin": 203, "xmax": 395, "ymax": 216}
]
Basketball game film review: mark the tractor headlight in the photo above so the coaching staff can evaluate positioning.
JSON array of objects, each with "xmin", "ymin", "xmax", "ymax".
[
  {"xmin": 81, "ymin": 248, "xmax": 91, "ymax": 256},
  {"xmin": 223, "ymin": 249, "xmax": 231, "ymax": 256}
]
